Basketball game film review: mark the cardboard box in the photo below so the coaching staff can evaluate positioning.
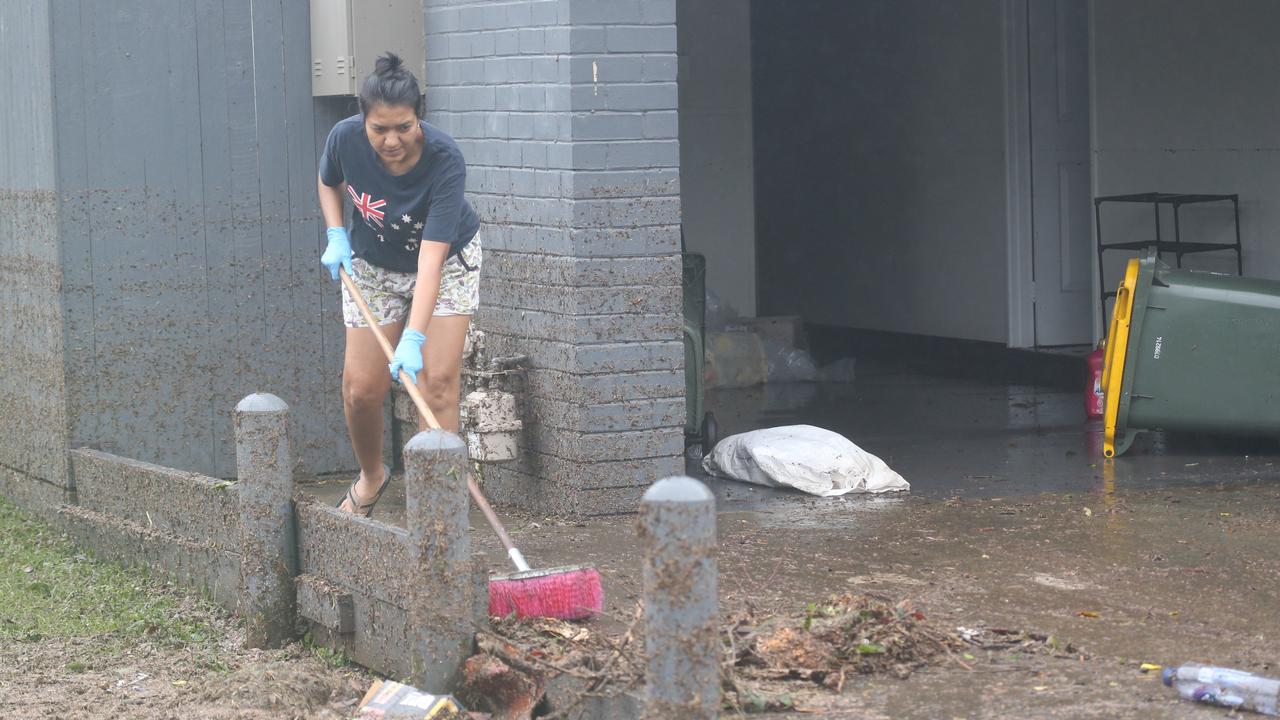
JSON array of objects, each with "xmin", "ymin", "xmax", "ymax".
[
  {"xmin": 742, "ymin": 315, "xmax": 807, "ymax": 350},
  {"xmin": 353, "ymin": 679, "xmax": 466, "ymax": 719}
]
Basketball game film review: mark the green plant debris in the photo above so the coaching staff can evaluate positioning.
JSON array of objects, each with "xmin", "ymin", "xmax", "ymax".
[
  {"xmin": 0, "ymin": 498, "xmax": 217, "ymax": 650},
  {"xmin": 729, "ymin": 690, "xmax": 796, "ymax": 714},
  {"xmin": 303, "ymin": 631, "xmax": 350, "ymax": 669}
]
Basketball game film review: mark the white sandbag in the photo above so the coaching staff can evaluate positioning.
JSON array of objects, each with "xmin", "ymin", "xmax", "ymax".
[{"xmin": 702, "ymin": 425, "xmax": 909, "ymax": 496}]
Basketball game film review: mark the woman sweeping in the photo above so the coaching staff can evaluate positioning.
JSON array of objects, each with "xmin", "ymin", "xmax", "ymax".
[{"xmin": 318, "ymin": 53, "xmax": 481, "ymax": 517}]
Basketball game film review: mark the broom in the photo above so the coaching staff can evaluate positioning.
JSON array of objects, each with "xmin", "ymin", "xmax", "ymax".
[{"xmin": 339, "ymin": 267, "xmax": 603, "ymax": 621}]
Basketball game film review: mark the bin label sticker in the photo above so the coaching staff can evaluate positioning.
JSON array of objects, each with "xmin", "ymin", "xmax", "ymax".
[{"xmin": 1153, "ymin": 336, "xmax": 1163, "ymax": 360}]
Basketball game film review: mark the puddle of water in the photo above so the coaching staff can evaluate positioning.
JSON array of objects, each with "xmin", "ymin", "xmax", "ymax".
[{"xmin": 704, "ymin": 370, "xmax": 1280, "ymax": 500}]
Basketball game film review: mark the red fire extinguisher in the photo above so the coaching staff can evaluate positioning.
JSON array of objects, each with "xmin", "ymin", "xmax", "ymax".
[{"xmin": 1085, "ymin": 341, "xmax": 1105, "ymax": 420}]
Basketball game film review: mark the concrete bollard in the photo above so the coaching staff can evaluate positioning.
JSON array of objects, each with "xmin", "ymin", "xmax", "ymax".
[
  {"xmin": 404, "ymin": 429, "xmax": 474, "ymax": 692},
  {"xmin": 233, "ymin": 392, "xmax": 298, "ymax": 649},
  {"xmin": 639, "ymin": 476, "xmax": 719, "ymax": 719},
  {"xmin": 472, "ymin": 550, "xmax": 491, "ymax": 626}
]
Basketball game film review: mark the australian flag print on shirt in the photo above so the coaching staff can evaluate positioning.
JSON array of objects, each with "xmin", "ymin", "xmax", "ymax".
[
  {"xmin": 348, "ymin": 185, "xmax": 427, "ymax": 253},
  {"xmin": 348, "ymin": 186, "xmax": 386, "ymax": 228}
]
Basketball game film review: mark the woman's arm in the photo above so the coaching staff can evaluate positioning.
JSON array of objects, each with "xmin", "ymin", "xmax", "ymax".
[
  {"xmin": 318, "ymin": 176, "xmax": 354, "ymax": 280},
  {"xmin": 404, "ymin": 240, "xmax": 451, "ymax": 336},
  {"xmin": 318, "ymin": 175, "xmax": 346, "ymax": 227},
  {"xmin": 405, "ymin": 162, "xmax": 466, "ymax": 335}
]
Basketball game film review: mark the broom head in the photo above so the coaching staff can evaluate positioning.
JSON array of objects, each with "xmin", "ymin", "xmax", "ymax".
[{"xmin": 488, "ymin": 564, "xmax": 603, "ymax": 621}]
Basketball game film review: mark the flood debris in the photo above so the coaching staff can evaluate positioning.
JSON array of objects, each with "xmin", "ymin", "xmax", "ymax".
[
  {"xmin": 352, "ymin": 678, "xmax": 467, "ymax": 719},
  {"xmin": 196, "ymin": 659, "xmax": 353, "ymax": 717},
  {"xmin": 722, "ymin": 594, "xmax": 1089, "ymax": 714},
  {"xmin": 723, "ymin": 593, "xmax": 958, "ymax": 700},
  {"xmin": 1163, "ymin": 662, "xmax": 1280, "ymax": 716},
  {"xmin": 461, "ymin": 652, "xmax": 545, "ymax": 720},
  {"xmin": 464, "ymin": 594, "xmax": 1090, "ymax": 718},
  {"xmin": 460, "ymin": 611, "xmax": 645, "ymax": 719}
]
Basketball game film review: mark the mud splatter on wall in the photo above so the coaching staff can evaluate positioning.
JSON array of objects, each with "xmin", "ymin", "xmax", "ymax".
[
  {"xmin": 0, "ymin": 2, "xmax": 69, "ymax": 487},
  {"xmin": 423, "ymin": 0, "xmax": 686, "ymax": 515},
  {"xmin": 2, "ymin": 1, "xmax": 350, "ymax": 480}
]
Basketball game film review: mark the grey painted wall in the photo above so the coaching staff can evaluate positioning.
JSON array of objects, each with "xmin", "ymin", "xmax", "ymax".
[
  {"xmin": 0, "ymin": 0, "xmax": 68, "ymax": 485},
  {"xmin": 752, "ymin": 0, "xmax": 1009, "ymax": 343},
  {"xmin": 3, "ymin": 0, "xmax": 684, "ymax": 514},
  {"xmin": 1, "ymin": 2, "xmax": 56, "ymax": 190},
  {"xmin": 1091, "ymin": 0, "xmax": 1280, "ymax": 320},
  {"xmin": 41, "ymin": 0, "xmax": 348, "ymax": 479},
  {"xmin": 677, "ymin": 0, "xmax": 756, "ymax": 317}
]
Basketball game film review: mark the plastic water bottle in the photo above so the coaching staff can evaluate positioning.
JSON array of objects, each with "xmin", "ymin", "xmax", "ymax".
[{"xmin": 1163, "ymin": 662, "xmax": 1280, "ymax": 716}]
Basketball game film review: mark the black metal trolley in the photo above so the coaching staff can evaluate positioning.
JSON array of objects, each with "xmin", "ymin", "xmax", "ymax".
[{"xmin": 1094, "ymin": 193, "xmax": 1242, "ymax": 327}]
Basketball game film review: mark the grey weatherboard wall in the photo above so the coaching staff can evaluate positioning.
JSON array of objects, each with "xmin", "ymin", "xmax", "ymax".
[
  {"xmin": 0, "ymin": 1, "xmax": 68, "ymax": 500},
  {"xmin": 424, "ymin": 0, "xmax": 685, "ymax": 514},
  {"xmin": 1, "ymin": 0, "xmax": 351, "ymax": 485}
]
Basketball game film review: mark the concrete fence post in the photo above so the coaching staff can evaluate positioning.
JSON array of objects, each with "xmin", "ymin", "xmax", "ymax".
[
  {"xmin": 233, "ymin": 392, "xmax": 297, "ymax": 649},
  {"xmin": 405, "ymin": 429, "xmax": 474, "ymax": 691},
  {"xmin": 472, "ymin": 550, "xmax": 491, "ymax": 626},
  {"xmin": 639, "ymin": 476, "xmax": 719, "ymax": 719}
]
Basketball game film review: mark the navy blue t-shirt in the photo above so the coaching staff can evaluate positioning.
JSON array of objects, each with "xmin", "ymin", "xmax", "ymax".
[{"xmin": 319, "ymin": 115, "xmax": 479, "ymax": 273}]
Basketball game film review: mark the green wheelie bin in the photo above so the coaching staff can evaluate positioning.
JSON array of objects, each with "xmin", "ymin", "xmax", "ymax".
[
  {"xmin": 1103, "ymin": 250, "xmax": 1280, "ymax": 457},
  {"xmin": 682, "ymin": 252, "xmax": 717, "ymax": 452}
]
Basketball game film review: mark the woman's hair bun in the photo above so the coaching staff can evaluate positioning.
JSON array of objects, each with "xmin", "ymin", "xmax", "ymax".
[
  {"xmin": 359, "ymin": 52, "xmax": 422, "ymax": 117},
  {"xmin": 375, "ymin": 52, "xmax": 404, "ymax": 76}
]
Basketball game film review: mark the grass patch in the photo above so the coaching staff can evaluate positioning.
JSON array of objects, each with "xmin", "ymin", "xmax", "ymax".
[
  {"xmin": 0, "ymin": 497, "xmax": 218, "ymax": 649},
  {"xmin": 302, "ymin": 631, "xmax": 351, "ymax": 669}
]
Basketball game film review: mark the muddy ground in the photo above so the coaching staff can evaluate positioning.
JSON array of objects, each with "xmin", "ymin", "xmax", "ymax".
[
  {"xmin": 0, "ymin": 590, "xmax": 373, "ymax": 719},
  {"xmin": 298, "ymin": 472, "xmax": 1279, "ymax": 719},
  {"xmin": 4, "ymin": 477, "xmax": 1274, "ymax": 718}
]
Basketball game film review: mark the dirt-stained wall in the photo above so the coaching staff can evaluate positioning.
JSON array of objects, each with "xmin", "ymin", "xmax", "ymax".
[
  {"xmin": 0, "ymin": 1, "xmax": 69, "ymax": 487},
  {"xmin": 5, "ymin": 0, "xmax": 687, "ymax": 513},
  {"xmin": 37, "ymin": 1, "xmax": 350, "ymax": 478},
  {"xmin": 423, "ymin": 0, "xmax": 686, "ymax": 515}
]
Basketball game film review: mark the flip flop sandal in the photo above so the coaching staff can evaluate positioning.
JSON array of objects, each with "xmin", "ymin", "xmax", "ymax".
[{"xmin": 337, "ymin": 463, "xmax": 392, "ymax": 518}]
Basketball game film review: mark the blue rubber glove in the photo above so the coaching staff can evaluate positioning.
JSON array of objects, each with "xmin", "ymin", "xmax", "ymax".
[
  {"xmin": 321, "ymin": 226, "xmax": 353, "ymax": 280},
  {"xmin": 389, "ymin": 328, "xmax": 426, "ymax": 384}
]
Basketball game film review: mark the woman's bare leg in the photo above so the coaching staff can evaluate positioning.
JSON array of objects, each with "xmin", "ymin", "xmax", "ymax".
[
  {"xmin": 338, "ymin": 322, "xmax": 401, "ymax": 512},
  {"xmin": 418, "ymin": 315, "xmax": 472, "ymax": 433}
]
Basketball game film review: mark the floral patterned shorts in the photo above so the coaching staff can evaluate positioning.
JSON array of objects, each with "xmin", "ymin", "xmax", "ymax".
[{"xmin": 341, "ymin": 234, "xmax": 482, "ymax": 327}]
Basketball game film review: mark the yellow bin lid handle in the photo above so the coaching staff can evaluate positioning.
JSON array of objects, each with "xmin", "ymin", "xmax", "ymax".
[{"xmin": 1102, "ymin": 259, "xmax": 1141, "ymax": 458}]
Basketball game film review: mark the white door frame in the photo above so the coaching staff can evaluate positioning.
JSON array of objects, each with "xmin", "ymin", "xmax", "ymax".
[{"xmin": 1004, "ymin": 0, "xmax": 1036, "ymax": 348}]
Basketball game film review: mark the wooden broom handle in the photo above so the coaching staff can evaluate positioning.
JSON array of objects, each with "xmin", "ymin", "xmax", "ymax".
[{"xmin": 338, "ymin": 266, "xmax": 522, "ymax": 556}]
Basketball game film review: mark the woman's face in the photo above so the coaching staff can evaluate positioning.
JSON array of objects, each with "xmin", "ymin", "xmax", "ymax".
[{"xmin": 364, "ymin": 102, "xmax": 421, "ymax": 164}]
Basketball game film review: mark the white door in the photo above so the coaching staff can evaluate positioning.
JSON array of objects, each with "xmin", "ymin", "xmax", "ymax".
[{"xmin": 1028, "ymin": 0, "xmax": 1092, "ymax": 347}]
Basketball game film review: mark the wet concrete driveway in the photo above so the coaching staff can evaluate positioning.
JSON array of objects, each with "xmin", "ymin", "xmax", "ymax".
[
  {"xmin": 307, "ymin": 363, "xmax": 1280, "ymax": 717},
  {"xmin": 706, "ymin": 360, "xmax": 1280, "ymax": 501}
]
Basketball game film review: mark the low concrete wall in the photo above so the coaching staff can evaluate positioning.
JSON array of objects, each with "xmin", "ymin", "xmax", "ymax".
[
  {"xmin": 295, "ymin": 498, "xmax": 420, "ymax": 677},
  {"xmin": 62, "ymin": 449, "xmax": 242, "ymax": 609},
  {"xmin": 1, "ymin": 442, "xmax": 485, "ymax": 683},
  {"xmin": 0, "ymin": 465, "xmax": 70, "ymax": 523},
  {"xmin": 3, "ymin": 425, "xmax": 723, "ymax": 715},
  {"xmin": 73, "ymin": 449, "xmax": 241, "ymax": 548},
  {"xmin": 2, "ymin": 455, "xmax": 724, "ymax": 717}
]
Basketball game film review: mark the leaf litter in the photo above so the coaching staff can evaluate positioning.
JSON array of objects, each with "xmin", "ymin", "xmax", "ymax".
[{"xmin": 471, "ymin": 593, "xmax": 1088, "ymax": 716}]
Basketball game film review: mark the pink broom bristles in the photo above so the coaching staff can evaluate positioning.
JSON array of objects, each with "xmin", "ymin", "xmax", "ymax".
[{"xmin": 488, "ymin": 565, "xmax": 604, "ymax": 621}]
